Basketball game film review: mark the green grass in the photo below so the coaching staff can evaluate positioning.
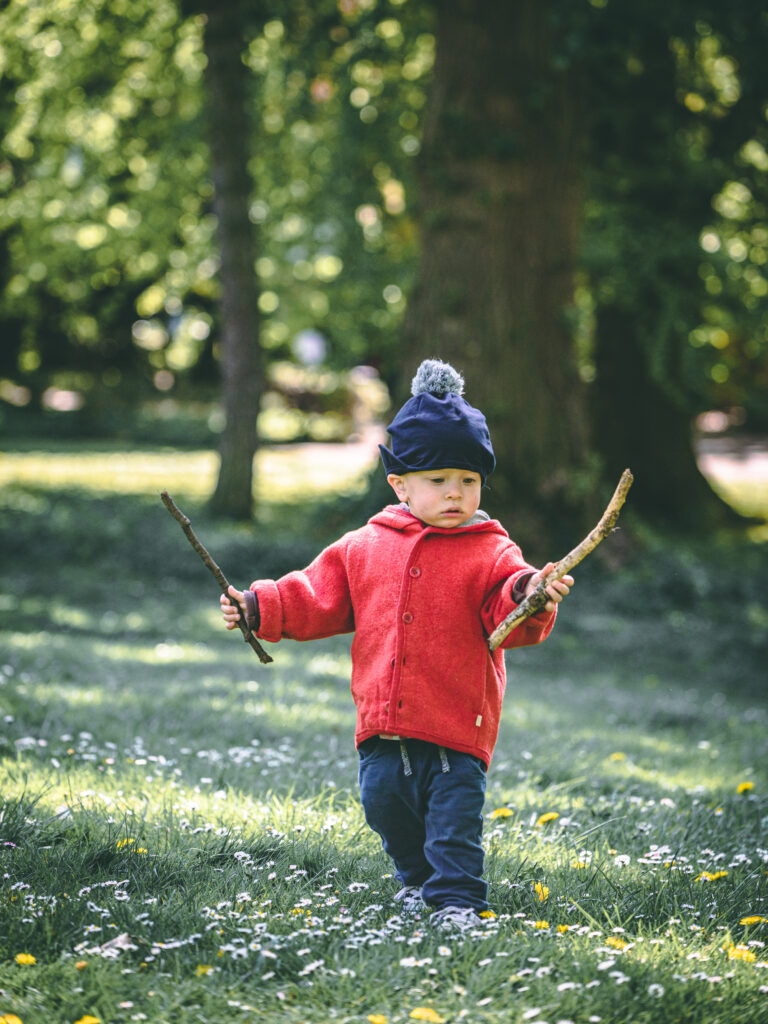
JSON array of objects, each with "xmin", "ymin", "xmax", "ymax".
[{"xmin": 1, "ymin": 445, "xmax": 767, "ymax": 1024}]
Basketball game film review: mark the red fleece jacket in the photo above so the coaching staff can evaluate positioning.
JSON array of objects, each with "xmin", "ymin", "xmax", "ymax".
[{"xmin": 251, "ymin": 505, "xmax": 556, "ymax": 766}]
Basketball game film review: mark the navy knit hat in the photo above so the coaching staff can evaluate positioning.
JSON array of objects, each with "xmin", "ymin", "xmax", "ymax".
[{"xmin": 379, "ymin": 359, "xmax": 496, "ymax": 483}]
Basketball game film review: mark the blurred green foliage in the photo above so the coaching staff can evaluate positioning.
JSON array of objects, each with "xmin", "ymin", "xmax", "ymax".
[
  {"xmin": 0, "ymin": 0, "xmax": 431, "ymax": 419},
  {"xmin": 0, "ymin": 0, "xmax": 766, "ymax": 433},
  {"xmin": 576, "ymin": 0, "xmax": 768, "ymax": 424}
]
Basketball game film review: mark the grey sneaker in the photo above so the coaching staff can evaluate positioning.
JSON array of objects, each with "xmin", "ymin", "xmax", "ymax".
[
  {"xmin": 393, "ymin": 885, "xmax": 425, "ymax": 914},
  {"xmin": 431, "ymin": 905, "xmax": 480, "ymax": 931}
]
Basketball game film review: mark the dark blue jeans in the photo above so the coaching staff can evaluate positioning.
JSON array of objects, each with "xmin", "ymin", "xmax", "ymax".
[{"xmin": 358, "ymin": 737, "xmax": 488, "ymax": 912}]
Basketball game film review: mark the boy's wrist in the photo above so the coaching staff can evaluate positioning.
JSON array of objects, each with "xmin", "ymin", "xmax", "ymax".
[
  {"xmin": 242, "ymin": 589, "xmax": 259, "ymax": 630},
  {"xmin": 511, "ymin": 571, "xmax": 535, "ymax": 603}
]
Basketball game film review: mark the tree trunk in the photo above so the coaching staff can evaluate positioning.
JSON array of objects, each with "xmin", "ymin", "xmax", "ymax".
[
  {"xmin": 592, "ymin": 306, "xmax": 741, "ymax": 531},
  {"xmin": 203, "ymin": 1, "xmax": 263, "ymax": 519},
  {"xmin": 584, "ymin": 16, "xmax": 746, "ymax": 533},
  {"xmin": 397, "ymin": 0, "xmax": 592, "ymax": 558}
]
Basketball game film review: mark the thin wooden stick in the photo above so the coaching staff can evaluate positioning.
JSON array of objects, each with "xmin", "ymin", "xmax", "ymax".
[
  {"xmin": 487, "ymin": 468, "xmax": 634, "ymax": 652},
  {"xmin": 160, "ymin": 491, "xmax": 274, "ymax": 665}
]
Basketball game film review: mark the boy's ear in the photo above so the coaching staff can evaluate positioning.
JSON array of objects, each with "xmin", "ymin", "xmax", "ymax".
[{"xmin": 387, "ymin": 473, "xmax": 408, "ymax": 501}]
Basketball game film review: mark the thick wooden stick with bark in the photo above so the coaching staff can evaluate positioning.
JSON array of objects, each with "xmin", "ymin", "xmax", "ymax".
[
  {"xmin": 487, "ymin": 469, "xmax": 634, "ymax": 652},
  {"xmin": 160, "ymin": 491, "xmax": 274, "ymax": 665}
]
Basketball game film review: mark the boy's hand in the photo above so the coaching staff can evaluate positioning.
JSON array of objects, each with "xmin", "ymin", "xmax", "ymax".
[
  {"xmin": 221, "ymin": 585, "xmax": 247, "ymax": 629},
  {"xmin": 525, "ymin": 562, "xmax": 574, "ymax": 613}
]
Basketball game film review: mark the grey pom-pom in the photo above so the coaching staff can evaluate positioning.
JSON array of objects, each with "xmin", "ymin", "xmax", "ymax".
[{"xmin": 411, "ymin": 359, "xmax": 465, "ymax": 397}]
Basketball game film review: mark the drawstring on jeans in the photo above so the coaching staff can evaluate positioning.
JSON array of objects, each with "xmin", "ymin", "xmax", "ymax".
[{"xmin": 397, "ymin": 739, "xmax": 450, "ymax": 775}]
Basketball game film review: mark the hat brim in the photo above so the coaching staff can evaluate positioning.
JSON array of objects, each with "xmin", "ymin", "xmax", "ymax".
[{"xmin": 379, "ymin": 445, "xmax": 489, "ymax": 484}]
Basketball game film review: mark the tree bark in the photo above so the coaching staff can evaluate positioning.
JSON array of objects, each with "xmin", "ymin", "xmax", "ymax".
[
  {"xmin": 584, "ymin": 16, "xmax": 747, "ymax": 533},
  {"xmin": 203, "ymin": 1, "xmax": 263, "ymax": 519},
  {"xmin": 397, "ymin": 0, "xmax": 592, "ymax": 559},
  {"xmin": 591, "ymin": 306, "xmax": 741, "ymax": 531}
]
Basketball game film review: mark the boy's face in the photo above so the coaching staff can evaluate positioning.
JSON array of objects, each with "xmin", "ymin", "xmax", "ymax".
[{"xmin": 387, "ymin": 468, "xmax": 482, "ymax": 528}]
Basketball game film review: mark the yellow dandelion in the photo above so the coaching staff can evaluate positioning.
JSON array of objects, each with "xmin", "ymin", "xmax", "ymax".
[
  {"xmin": 195, "ymin": 964, "xmax": 214, "ymax": 976},
  {"xmin": 75, "ymin": 961, "xmax": 88, "ymax": 970},
  {"xmin": 740, "ymin": 916, "xmax": 767, "ymax": 926},
  {"xmin": 695, "ymin": 870, "xmax": 728, "ymax": 882},
  {"xmin": 534, "ymin": 882, "xmax": 550, "ymax": 902},
  {"xmin": 737, "ymin": 781, "xmax": 754, "ymax": 794},
  {"xmin": 536, "ymin": 812, "xmax": 559, "ymax": 827},
  {"xmin": 368, "ymin": 1016, "xmax": 389, "ymax": 1024},
  {"xmin": 609, "ymin": 752, "xmax": 626, "ymax": 761},
  {"xmin": 534, "ymin": 920, "xmax": 549, "ymax": 929},
  {"xmin": 409, "ymin": 1010, "xmax": 445, "ymax": 1023},
  {"xmin": 557, "ymin": 924, "xmax": 570, "ymax": 934},
  {"xmin": 606, "ymin": 936, "xmax": 630, "ymax": 950},
  {"xmin": 479, "ymin": 909, "xmax": 497, "ymax": 919},
  {"xmin": 14, "ymin": 953, "xmax": 36, "ymax": 966},
  {"xmin": 490, "ymin": 807, "xmax": 513, "ymax": 819},
  {"xmin": 571, "ymin": 859, "xmax": 589, "ymax": 869},
  {"xmin": 0, "ymin": 1014, "xmax": 24, "ymax": 1024},
  {"xmin": 726, "ymin": 944, "xmax": 756, "ymax": 962},
  {"xmin": 73, "ymin": 1017, "xmax": 101, "ymax": 1024},
  {"xmin": 116, "ymin": 837, "xmax": 135, "ymax": 848}
]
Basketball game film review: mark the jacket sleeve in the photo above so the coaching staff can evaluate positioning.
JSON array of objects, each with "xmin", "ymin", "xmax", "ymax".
[
  {"xmin": 480, "ymin": 542, "xmax": 556, "ymax": 650},
  {"xmin": 250, "ymin": 537, "xmax": 355, "ymax": 643}
]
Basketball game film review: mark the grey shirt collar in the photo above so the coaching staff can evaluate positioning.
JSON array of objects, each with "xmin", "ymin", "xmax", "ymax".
[{"xmin": 396, "ymin": 502, "xmax": 490, "ymax": 527}]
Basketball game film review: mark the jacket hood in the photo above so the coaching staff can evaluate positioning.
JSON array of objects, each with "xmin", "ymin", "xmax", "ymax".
[{"xmin": 368, "ymin": 504, "xmax": 509, "ymax": 537}]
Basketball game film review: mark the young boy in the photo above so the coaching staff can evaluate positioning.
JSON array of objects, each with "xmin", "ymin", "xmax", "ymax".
[{"xmin": 221, "ymin": 359, "xmax": 572, "ymax": 930}]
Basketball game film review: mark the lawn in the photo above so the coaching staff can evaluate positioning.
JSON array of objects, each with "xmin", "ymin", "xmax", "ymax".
[{"xmin": 1, "ymin": 444, "xmax": 767, "ymax": 1024}]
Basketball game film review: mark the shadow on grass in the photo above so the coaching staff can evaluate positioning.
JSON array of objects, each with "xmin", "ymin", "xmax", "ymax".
[{"xmin": 2, "ymin": 483, "xmax": 767, "ymax": 808}]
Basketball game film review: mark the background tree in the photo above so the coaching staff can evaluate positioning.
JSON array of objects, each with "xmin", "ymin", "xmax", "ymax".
[
  {"xmin": 192, "ymin": 0, "xmax": 431, "ymax": 513},
  {"xmin": 1, "ymin": 0, "xmax": 767, "ymax": 535},
  {"xmin": 583, "ymin": 1, "xmax": 768, "ymax": 531},
  {"xmin": 394, "ymin": 0, "xmax": 592, "ymax": 555},
  {"xmin": 191, "ymin": 0, "xmax": 266, "ymax": 518},
  {"xmin": 394, "ymin": 0, "xmax": 768, "ymax": 552},
  {"xmin": 0, "ymin": 0, "xmax": 429, "ymax": 438},
  {"xmin": 0, "ymin": 0, "xmax": 212, "ymax": 415}
]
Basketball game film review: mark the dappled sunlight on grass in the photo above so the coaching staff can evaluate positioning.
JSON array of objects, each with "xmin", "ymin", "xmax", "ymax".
[
  {"xmin": 709, "ymin": 475, "xmax": 768, "ymax": 519},
  {"xmin": 26, "ymin": 681, "xmax": 113, "ymax": 709},
  {"xmin": 49, "ymin": 604, "xmax": 95, "ymax": 630},
  {"xmin": 3, "ymin": 616, "xmax": 763, "ymax": 819},
  {"xmin": 0, "ymin": 442, "xmax": 376, "ymax": 503},
  {"xmin": 2, "ymin": 618, "xmax": 358, "ymax": 791},
  {"xmin": 709, "ymin": 479, "xmax": 768, "ymax": 541},
  {"xmin": 90, "ymin": 639, "xmax": 218, "ymax": 665},
  {"xmin": 697, "ymin": 439, "xmax": 768, "ymax": 540},
  {"xmin": 1, "ymin": 446, "xmax": 767, "ymax": 1023},
  {"xmin": 0, "ymin": 449, "xmax": 219, "ymax": 499}
]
